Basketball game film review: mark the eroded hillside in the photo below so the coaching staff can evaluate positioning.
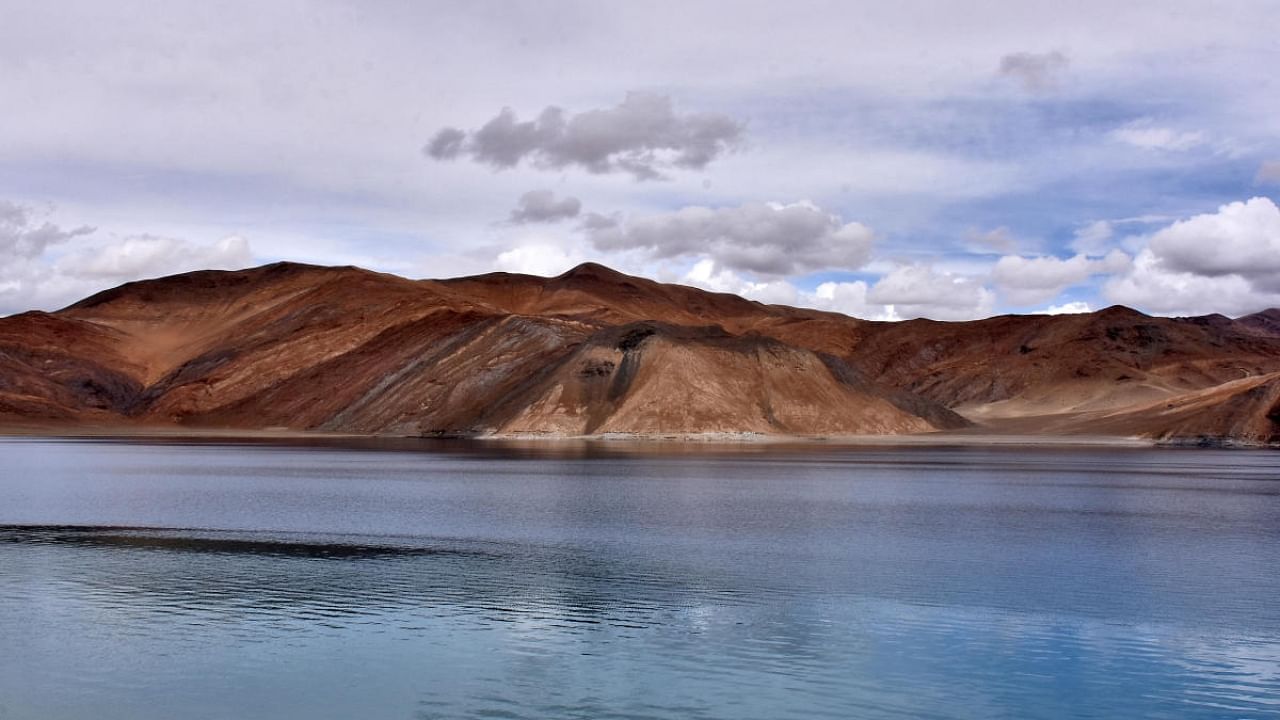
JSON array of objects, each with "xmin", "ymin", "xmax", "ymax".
[{"xmin": 2, "ymin": 261, "xmax": 1278, "ymax": 444}]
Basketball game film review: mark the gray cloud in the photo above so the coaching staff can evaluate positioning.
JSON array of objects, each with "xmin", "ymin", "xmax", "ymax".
[
  {"xmin": 508, "ymin": 190, "xmax": 581, "ymax": 224},
  {"xmin": 0, "ymin": 200, "xmax": 94, "ymax": 261},
  {"xmin": 1, "ymin": 200, "xmax": 95, "ymax": 314},
  {"xmin": 425, "ymin": 127, "xmax": 466, "ymax": 160},
  {"xmin": 578, "ymin": 212, "xmax": 620, "ymax": 231},
  {"xmin": 585, "ymin": 201, "xmax": 873, "ymax": 277},
  {"xmin": 998, "ymin": 51, "xmax": 1068, "ymax": 91},
  {"xmin": 426, "ymin": 92, "xmax": 744, "ymax": 181},
  {"xmin": 4, "ymin": 2, "xmax": 1278, "ymax": 322}
]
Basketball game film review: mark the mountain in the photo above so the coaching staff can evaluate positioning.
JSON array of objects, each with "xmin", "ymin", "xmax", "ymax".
[
  {"xmin": 2, "ymin": 261, "xmax": 1278, "ymax": 444},
  {"xmin": 1236, "ymin": 308, "xmax": 1280, "ymax": 338}
]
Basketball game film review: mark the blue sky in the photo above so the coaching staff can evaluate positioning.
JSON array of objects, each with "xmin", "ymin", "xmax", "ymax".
[{"xmin": 2, "ymin": 0, "xmax": 1279, "ymax": 319}]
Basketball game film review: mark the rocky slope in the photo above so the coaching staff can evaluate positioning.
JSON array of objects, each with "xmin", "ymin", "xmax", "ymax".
[{"xmin": 2, "ymin": 261, "xmax": 1278, "ymax": 444}]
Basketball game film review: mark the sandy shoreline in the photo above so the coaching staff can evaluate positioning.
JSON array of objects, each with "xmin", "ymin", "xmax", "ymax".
[
  {"xmin": 4, "ymin": 424, "xmax": 1276, "ymax": 449},
  {"xmin": 0, "ymin": 421, "xmax": 1169, "ymax": 448},
  {"xmin": 0, "ymin": 423, "xmax": 364, "ymax": 442},
  {"xmin": 482, "ymin": 430, "xmax": 1159, "ymax": 447}
]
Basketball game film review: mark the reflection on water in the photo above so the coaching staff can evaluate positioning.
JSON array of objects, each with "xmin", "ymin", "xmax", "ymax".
[{"xmin": 1, "ymin": 438, "xmax": 1279, "ymax": 719}]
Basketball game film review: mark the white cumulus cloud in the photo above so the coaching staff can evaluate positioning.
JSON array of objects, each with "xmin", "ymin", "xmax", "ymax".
[
  {"xmin": 56, "ymin": 234, "xmax": 252, "ymax": 282},
  {"xmin": 493, "ymin": 243, "xmax": 584, "ymax": 277},
  {"xmin": 679, "ymin": 260, "xmax": 995, "ymax": 321},
  {"xmin": 680, "ymin": 258, "xmax": 800, "ymax": 305},
  {"xmin": 1104, "ymin": 197, "xmax": 1280, "ymax": 315},
  {"xmin": 0, "ymin": 199, "xmax": 255, "ymax": 315},
  {"xmin": 812, "ymin": 280, "xmax": 900, "ymax": 321},
  {"xmin": 1104, "ymin": 249, "xmax": 1280, "ymax": 316},
  {"xmin": 1146, "ymin": 196, "xmax": 1280, "ymax": 280},
  {"xmin": 1041, "ymin": 301, "xmax": 1092, "ymax": 315},
  {"xmin": 992, "ymin": 250, "xmax": 1130, "ymax": 305},
  {"xmin": 866, "ymin": 264, "xmax": 996, "ymax": 321}
]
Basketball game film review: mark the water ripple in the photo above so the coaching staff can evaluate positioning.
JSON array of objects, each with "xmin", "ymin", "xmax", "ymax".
[{"xmin": 3, "ymin": 441, "xmax": 1280, "ymax": 719}]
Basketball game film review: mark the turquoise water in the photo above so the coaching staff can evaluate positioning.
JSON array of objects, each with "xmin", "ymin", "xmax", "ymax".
[{"xmin": 1, "ymin": 437, "xmax": 1278, "ymax": 719}]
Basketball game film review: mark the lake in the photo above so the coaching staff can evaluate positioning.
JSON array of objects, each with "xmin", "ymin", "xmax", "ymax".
[{"xmin": 1, "ymin": 437, "xmax": 1278, "ymax": 719}]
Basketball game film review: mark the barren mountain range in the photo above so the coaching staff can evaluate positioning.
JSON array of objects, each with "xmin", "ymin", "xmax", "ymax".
[{"xmin": 2, "ymin": 261, "xmax": 1279, "ymax": 445}]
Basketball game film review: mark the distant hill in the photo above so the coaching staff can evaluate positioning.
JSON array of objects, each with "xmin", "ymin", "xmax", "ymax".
[{"xmin": 2, "ymin": 261, "xmax": 1278, "ymax": 445}]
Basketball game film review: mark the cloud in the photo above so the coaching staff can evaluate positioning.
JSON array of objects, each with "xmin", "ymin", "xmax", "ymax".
[
  {"xmin": 998, "ymin": 51, "xmax": 1068, "ymax": 91},
  {"xmin": 1104, "ymin": 249, "xmax": 1280, "ymax": 316},
  {"xmin": 1070, "ymin": 220, "xmax": 1114, "ymax": 255},
  {"xmin": 493, "ymin": 243, "xmax": 584, "ymax": 277},
  {"xmin": 811, "ymin": 280, "xmax": 893, "ymax": 320},
  {"xmin": 1146, "ymin": 197, "xmax": 1280, "ymax": 281},
  {"xmin": 1, "ymin": 201, "xmax": 97, "ymax": 314},
  {"xmin": 0, "ymin": 200, "xmax": 94, "ymax": 261},
  {"xmin": 425, "ymin": 92, "xmax": 744, "ymax": 181},
  {"xmin": 578, "ymin": 212, "xmax": 620, "ymax": 231},
  {"xmin": 801, "ymin": 265, "xmax": 1000, "ymax": 322},
  {"xmin": 507, "ymin": 190, "xmax": 581, "ymax": 224},
  {"xmin": 1071, "ymin": 215, "xmax": 1177, "ymax": 255},
  {"xmin": 679, "ymin": 260, "xmax": 995, "ymax": 321},
  {"xmin": 585, "ymin": 201, "xmax": 873, "ymax": 277},
  {"xmin": 1042, "ymin": 301, "xmax": 1091, "ymax": 315},
  {"xmin": 0, "ymin": 198, "xmax": 255, "ymax": 314},
  {"xmin": 1256, "ymin": 160, "xmax": 1280, "ymax": 185},
  {"xmin": 56, "ymin": 234, "xmax": 252, "ymax": 283},
  {"xmin": 992, "ymin": 250, "xmax": 1130, "ymax": 305},
  {"xmin": 1104, "ymin": 197, "xmax": 1280, "ymax": 315},
  {"xmin": 864, "ymin": 264, "xmax": 996, "ymax": 320},
  {"xmin": 967, "ymin": 226, "xmax": 1018, "ymax": 253},
  {"xmin": 4, "ymin": 3, "xmax": 1278, "ymax": 320},
  {"xmin": 1109, "ymin": 119, "xmax": 1205, "ymax": 151},
  {"xmin": 681, "ymin": 258, "xmax": 800, "ymax": 306},
  {"xmin": 424, "ymin": 127, "xmax": 466, "ymax": 160}
]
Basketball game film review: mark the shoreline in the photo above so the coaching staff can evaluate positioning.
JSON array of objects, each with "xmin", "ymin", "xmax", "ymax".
[
  {"xmin": 480, "ymin": 430, "xmax": 1159, "ymax": 448},
  {"xmin": 0, "ymin": 422, "xmax": 1171, "ymax": 449},
  {"xmin": 2, "ymin": 421, "xmax": 1274, "ymax": 449}
]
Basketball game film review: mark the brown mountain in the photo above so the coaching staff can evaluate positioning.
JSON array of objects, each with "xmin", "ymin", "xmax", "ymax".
[{"xmin": 2, "ymin": 261, "xmax": 1278, "ymax": 445}]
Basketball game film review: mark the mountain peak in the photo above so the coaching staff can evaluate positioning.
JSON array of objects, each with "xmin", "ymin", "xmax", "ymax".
[
  {"xmin": 556, "ymin": 262, "xmax": 632, "ymax": 282},
  {"xmin": 1095, "ymin": 304, "xmax": 1149, "ymax": 320}
]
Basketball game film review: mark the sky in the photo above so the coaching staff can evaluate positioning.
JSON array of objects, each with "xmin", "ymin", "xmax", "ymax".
[{"xmin": 3, "ymin": 0, "xmax": 1280, "ymax": 320}]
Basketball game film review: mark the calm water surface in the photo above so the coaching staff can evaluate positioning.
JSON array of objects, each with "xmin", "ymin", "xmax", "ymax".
[{"xmin": 1, "ymin": 437, "xmax": 1278, "ymax": 719}]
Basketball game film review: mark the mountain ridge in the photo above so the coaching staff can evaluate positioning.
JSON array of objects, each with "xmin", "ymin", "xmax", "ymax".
[{"xmin": 2, "ymin": 261, "xmax": 1279, "ymax": 445}]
